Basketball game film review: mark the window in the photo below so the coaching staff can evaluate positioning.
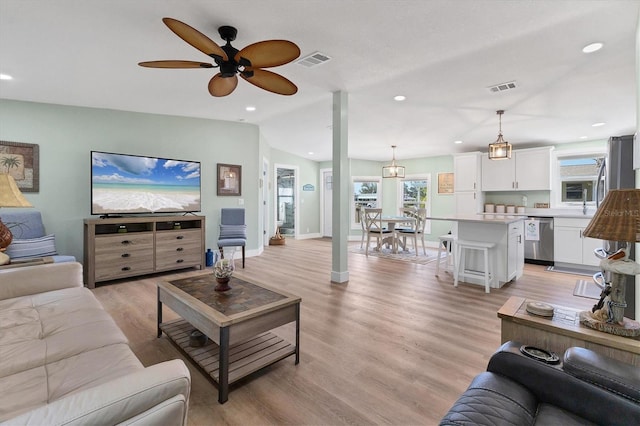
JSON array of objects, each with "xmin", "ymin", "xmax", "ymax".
[
  {"xmin": 399, "ymin": 174, "xmax": 432, "ymax": 234},
  {"xmin": 552, "ymin": 149, "xmax": 606, "ymax": 207},
  {"xmin": 352, "ymin": 177, "xmax": 381, "ymax": 228},
  {"xmin": 557, "ymin": 155, "xmax": 604, "ymax": 204},
  {"xmin": 402, "ymin": 178, "xmax": 429, "ymax": 209}
]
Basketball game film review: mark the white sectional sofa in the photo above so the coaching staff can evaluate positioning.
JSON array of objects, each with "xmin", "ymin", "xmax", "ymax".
[{"xmin": 0, "ymin": 262, "xmax": 191, "ymax": 425}]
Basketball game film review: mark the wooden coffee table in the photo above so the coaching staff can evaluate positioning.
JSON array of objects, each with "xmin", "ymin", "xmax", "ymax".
[{"xmin": 157, "ymin": 273, "xmax": 301, "ymax": 403}]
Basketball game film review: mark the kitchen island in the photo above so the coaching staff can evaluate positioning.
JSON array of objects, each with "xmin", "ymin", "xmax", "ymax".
[{"xmin": 427, "ymin": 215, "xmax": 525, "ymax": 289}]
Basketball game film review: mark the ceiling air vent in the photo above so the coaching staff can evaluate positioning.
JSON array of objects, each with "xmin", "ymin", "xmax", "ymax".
[
  {"xmin": 297, "ymin": 51, "xmax": 331, "ymax": 68},
  {"xmin": 488, "ymin": 81, "xmax": 517, "ymax": 93}
]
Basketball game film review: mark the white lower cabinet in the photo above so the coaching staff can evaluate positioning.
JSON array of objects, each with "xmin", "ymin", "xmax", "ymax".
[
  {"xmin": 554, "ymin": 218, "xmax": 602, "ymax": 267},
  {"xmin": 507, "ymin": 221, "xmax": 525, "ymax": 281}
]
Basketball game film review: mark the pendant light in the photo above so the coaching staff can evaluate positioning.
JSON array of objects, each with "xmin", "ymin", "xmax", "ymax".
[
  {"xmin": 382, "ymin": 145, "xmax": 405, "ymax": 178},
  {"xmin": 488, "ymin": 110, "xmax": 512, "ymax": 160}
]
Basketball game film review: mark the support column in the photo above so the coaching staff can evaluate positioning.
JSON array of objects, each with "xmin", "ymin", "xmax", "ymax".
[{"xmin": 331, "ymin": 91, "xmax": 349, "ymax": 283}]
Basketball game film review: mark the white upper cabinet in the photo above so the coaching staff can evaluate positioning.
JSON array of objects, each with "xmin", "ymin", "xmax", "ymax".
[
  {"xmin": 454, "ymin": 153, "xmax": 481, "ymax": 192},
  {"xmin": 453, "ymin": 152, "xmax": 483, "ymax": 215},
  {"xmin": 481, "ymin": 147, "xmax": 553, "ymax": 191}
]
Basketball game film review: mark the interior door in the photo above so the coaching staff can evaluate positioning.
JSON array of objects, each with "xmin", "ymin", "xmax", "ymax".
[{"xmin": 276, "ymin": 166, "xmax": 296, "ymax": 236}]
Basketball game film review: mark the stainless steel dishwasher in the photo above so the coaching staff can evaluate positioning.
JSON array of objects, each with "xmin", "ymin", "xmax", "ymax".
[{"xmin": 524, "ymin": 217, "xmax": 554, "ymax": 265}]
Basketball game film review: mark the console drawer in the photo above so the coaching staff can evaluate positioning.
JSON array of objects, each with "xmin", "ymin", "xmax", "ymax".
[{"xmin": 94, "ymin": 233, "xmax": 154, "ymax": 280}]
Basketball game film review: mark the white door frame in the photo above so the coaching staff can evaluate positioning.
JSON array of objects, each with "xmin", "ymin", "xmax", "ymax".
[
  {"xmin": 274, "ymin": 163, "xmax": 300, "ymax": 239},
  {"xmin": 262, "ymin": 157, "xmax": 270, "ymax": 247}
]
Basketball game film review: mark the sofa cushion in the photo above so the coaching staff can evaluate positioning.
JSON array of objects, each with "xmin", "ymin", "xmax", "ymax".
[
  {"xmin": 0, "ymin": 287, "xmax": 130, "ymax": 378},
  {"xmin": 0, "ymin": 210, "xmax": 46, "ymax": 240},
  {"xmin": 536, "ymin": 403, "xmax": 596, "ymax": 425},
  {"xmin": 0, "ymin": 286, "xmax": 143, "ymax": 421},
  {"xmin": 5, "ymin": 234, "xmax": 57, "ymax": 259},
  {"xmin": 0, "ymin": 343, "xmax": 142, "ymax": 421}
]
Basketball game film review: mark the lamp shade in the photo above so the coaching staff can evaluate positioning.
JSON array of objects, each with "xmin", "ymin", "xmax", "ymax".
[
  {"xmin": 0, "ymin": 174, "xmax": 32, "ymax": 207},
  {"xmin": 582, "ymin": 189, "xmax": 640, "ymax": 242}
]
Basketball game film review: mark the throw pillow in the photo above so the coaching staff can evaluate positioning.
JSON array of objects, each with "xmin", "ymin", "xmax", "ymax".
[{"xmin": 5, "ymin": 234, "xmax": 58, "ymax": 259}]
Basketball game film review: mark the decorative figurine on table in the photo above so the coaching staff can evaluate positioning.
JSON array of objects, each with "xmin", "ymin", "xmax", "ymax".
[
  {"xmin": 213, "ymin": 257, "xmax": 235, "ymax": 292},
  {"xmin": 580, "ymin": 247, "xmax": 640, "ymax": 337},
  {"xmin": 579, "ymin": 189, "xmax": 640, "ymax": 338}
]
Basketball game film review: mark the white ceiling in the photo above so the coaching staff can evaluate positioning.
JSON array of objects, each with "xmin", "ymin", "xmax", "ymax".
[{"xmin": 1, "ymin": 1, "xmax": 638, "ymax": 162}]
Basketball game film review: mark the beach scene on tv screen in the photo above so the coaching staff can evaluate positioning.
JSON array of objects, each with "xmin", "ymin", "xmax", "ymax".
[{"xmin": 92, "ymin": 152, "xmax": 201, "ymax": 214}]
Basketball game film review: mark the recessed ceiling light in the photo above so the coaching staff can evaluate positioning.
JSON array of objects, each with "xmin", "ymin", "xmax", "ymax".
[
  {"xmin": 579, "ymin": 136, "xmax": 588, "ymax": 139},
  {"xmin": 0, "ymin": 74, "xmax": 13, "ymax": 80},
  {"xmin": 454, "ymin": 140, "xmax": 463, "ymax": 144},
  {"xmin": 394, "ymin": 95, "xmax": 406, "ymax": 102},
  {"xmin": 308, "ymin": 152, "xmax": 314, "ymax": 155},
  {"xmin": 245, "ymin": 106, "xmax": 256, "ymax": 112},
  {"xmin": 592, "ymin": 122, "xmax": 606, "ymax": 127},
  {"xmin": 582, "ymin": 42, "xmax": 603, "ymax": 53}
]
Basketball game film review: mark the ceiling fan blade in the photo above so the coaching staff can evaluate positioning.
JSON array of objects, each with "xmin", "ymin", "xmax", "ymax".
[
  {"xmin": 138, "ymin": 60, "xmax": 214, "ymax": 69},
  {"xmin": 235, "ymin": 40, "xmax": 301, "ymax": 68},
  {"xmin": 208, "ymin": 73, "xmax": 238, "ymax": 97},
  {"xmin": 162, "ymin": 17, "xmax": 228, "ymax": 61},
  {"xmin": 241, "ymin": 68, "xmax": 298, "ymax": 95}
]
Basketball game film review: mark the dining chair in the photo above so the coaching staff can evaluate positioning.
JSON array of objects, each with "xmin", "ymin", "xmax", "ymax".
[
  {"xmin": 363, "ymin": 208, "xmax": 391, "ymax": 256},
  {"xmin": 397, "ymin": 208, "xmax": 427, "ymax": 255},
  {"xmin": 356, "ymin": 206, "xmax": 367, "ymax": 249},
  {"xmin": 395, "ymin": 207, "xmax": 417, "ymax": 232}
]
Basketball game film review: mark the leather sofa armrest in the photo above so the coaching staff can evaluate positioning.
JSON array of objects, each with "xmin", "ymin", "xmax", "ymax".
[
  {"xmin": 563, "ymin": 347, "xmax": 640, "ymax": 403},
  {"xmin": 487, "ymin": 341, "xmax": 640, "ymax": 425},
  {"xmin": 1, "ymin": 359, "xmax": 191, "ymax": 426}
]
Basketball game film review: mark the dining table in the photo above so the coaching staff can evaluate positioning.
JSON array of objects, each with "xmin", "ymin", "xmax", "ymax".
[{"xmin": 381, "ymin": 215, "xmax": 416, "ymax": 253}]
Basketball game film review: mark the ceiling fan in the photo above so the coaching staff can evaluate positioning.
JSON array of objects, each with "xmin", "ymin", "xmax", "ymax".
[{"xmin": 139, "ymin": 18, "xmax": 301, "ymax": 97}]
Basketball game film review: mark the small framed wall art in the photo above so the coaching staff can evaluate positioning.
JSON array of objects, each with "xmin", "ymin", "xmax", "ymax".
[
  {"xmin": 437, "ymin": 172, "xmax": 454, "ymax": 194},
  {"xmin": 217, "ymin": 163, "xmax": 242, "ymax": 196},
  {"xmin": 0, "ymin": 141, "xmax": 40, "ymax": 192}
]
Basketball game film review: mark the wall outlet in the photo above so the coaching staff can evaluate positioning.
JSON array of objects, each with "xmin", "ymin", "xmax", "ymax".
[
  {"xmin": 522, "ymin": 196, "xmax": 528, "ymax": 207},
  {"xmin": 238, "ymin": 198, "xmax": 244, "ymax": 206}
]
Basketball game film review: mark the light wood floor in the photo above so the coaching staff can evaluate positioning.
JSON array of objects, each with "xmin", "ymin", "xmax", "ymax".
[{"xmin": 92, "ymin": 238, "xmax": 594, "ymax": 426}]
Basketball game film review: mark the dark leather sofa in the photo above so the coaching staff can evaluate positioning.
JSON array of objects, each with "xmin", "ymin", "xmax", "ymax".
[{"xmin": 440, "ymin": 341, "xmax": 640, "ymax": 425}]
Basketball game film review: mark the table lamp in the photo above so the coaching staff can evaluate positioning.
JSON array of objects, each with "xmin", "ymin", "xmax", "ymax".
[
  {"xmin": 580, "ymin": 189, "xmax": 640, "ymax": 337},
  {"xmin": 0, "ymin": 173, "xmax": 33, "ymax": 251}
]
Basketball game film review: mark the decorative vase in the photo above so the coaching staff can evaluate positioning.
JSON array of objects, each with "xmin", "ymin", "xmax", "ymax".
[
  {"xmin": 213, "ymin": 256, "xmax": 235, "ymax": 292},
  {"xmin": 215, "ymin": 276, "xmax": 231, "ymax": 292}
]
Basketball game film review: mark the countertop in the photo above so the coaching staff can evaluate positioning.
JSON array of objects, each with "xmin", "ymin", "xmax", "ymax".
[
  {"xmin": 482, "ymin": 210, "xmax": 595, "ymax": 219},
  {"xmin": 426, "ymin": 215, "xmax": 525, "ymax": 224}
]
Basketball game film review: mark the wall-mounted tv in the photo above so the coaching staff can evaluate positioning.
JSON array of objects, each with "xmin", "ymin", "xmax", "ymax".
[{"xmin": 91, "ymin": 151, "xmax": 201, "ymax": 216}]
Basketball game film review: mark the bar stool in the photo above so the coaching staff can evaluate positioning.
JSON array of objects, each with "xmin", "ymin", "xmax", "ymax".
[
  {"xmin": 435, "ymin": 234, "xmax": 455, "ymax": 276},
  {"xmin": 453, "ymin": 239, "xmax": 496, "ymax": 293}
]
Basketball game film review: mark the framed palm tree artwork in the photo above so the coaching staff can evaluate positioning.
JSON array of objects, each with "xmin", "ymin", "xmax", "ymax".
[{"xmin": 0, "ymin": 141, "xmax": 39, "ymax": 192}]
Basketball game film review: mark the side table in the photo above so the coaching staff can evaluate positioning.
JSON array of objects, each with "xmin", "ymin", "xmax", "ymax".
[{"xmin": 498, "ymin": 296, "xmax": 640, "ymax": 366}]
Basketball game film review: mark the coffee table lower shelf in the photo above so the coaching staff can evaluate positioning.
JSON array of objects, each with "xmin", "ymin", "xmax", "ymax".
[{"xmin": 160, "ymin": 319, "xmax": 296, "ymax": 385}]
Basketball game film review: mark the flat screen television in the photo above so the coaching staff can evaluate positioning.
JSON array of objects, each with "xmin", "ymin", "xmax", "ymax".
[{"xmin": 91, "ymin": 151, "xmax": 201, "ymax": 216}]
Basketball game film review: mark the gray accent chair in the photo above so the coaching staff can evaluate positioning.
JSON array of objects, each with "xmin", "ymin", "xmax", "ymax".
[
  {"xmin": 0, "ymin": 209, "xmax": 75, "ymax": 263},
  {"xmin": 216, "ymin": 208, "xmax": 246, "ymax": 268}
]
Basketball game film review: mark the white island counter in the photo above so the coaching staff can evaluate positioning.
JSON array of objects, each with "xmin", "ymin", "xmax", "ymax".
[{"xmin": 427, "ymin": 215, "xmax": 525, "ymax": 289}]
